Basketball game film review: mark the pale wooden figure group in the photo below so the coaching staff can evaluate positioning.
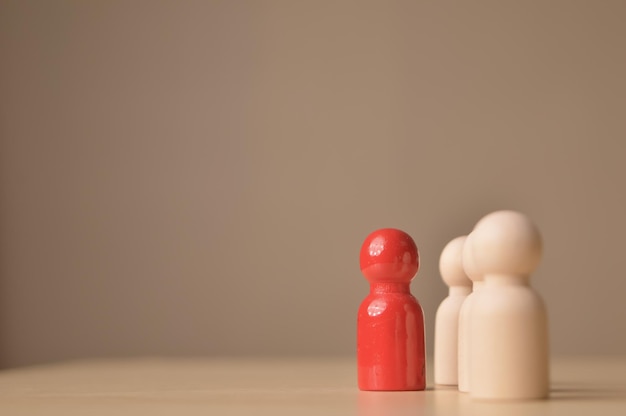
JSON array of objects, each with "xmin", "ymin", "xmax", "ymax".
[{"xmin": 434, "ymin": 210, "xmax": 549, "ymax": 400}]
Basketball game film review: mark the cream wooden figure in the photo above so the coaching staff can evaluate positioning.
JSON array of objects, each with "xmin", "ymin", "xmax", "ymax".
[
  {"xmin": 434, "ymin": 236, "xmax": 472, "ymax": 385},
  {"xmin": 457, "ymin": 232, "xmax": 483, "ymax": 393},
  {"xmin": 470, "ymin": 210, "xmax": 549, "ymax": 400}
]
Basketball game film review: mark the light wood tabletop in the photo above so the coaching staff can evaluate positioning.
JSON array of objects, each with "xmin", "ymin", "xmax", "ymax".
[{"xmin": 0, "ymin": 356, "xmax": 624, "ymax": 415}]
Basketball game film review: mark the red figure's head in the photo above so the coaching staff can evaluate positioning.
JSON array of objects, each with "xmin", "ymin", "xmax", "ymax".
[{"xmin": 359, "ymin": 228, "xmax": 419, "ymax": 283}]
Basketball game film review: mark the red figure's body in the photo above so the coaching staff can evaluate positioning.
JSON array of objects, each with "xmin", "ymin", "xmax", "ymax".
[{"xmin": 358, "ymin": 228, "xmax": 426, "ymax": 391}]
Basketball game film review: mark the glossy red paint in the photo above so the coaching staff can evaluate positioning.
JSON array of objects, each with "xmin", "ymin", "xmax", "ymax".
[{"xmin": 358, "ymin": 228, "xmax": 426, "ymax": 391}]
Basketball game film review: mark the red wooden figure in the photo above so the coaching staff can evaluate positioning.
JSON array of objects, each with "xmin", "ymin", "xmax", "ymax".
[{"xmin": 358, "ymin": 228, "xmax": 426, "ymax": 391}]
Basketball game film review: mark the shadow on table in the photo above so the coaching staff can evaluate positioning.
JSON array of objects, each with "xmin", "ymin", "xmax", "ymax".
[
  {"xmin": 550, "ymin": 382, "xmax": 626, "ymax": 401},
  {"xmin": 357, "ymin": 387, "xmax": 460, "ymax": 416}
]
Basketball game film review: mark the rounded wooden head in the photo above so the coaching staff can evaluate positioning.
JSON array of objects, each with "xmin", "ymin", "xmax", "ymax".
[
  {"xmin": 462, "ymin": 232, "xmax": 483, "ymax": 282},
  {"xmin": 472, "ymin": 210, "xmax": 543, "ymax": 276},
  {"xmin": 360, "ymin": 228, "xmax": 419, "ymax": 283},
  {"xmin": 439, "ymin": 236, "xmax": 472, "ymax": 288}
]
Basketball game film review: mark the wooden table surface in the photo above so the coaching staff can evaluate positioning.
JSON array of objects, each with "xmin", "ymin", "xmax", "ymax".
[{"xmin": 0, "ymin": 356, "xmax": 624, "ymax": 415}]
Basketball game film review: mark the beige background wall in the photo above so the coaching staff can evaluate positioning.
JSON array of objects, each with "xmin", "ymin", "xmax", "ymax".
[{"xmin": 0, "ymin": 0, "xmax": 625, "ymax": 368}]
